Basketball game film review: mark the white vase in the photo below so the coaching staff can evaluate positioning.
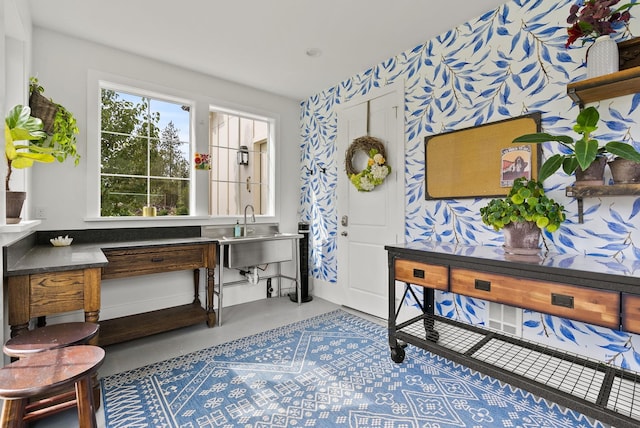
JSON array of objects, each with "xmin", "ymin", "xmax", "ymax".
[{"xmin": 587, "ymin": 35, "xmax": 619, "ymax": 79}]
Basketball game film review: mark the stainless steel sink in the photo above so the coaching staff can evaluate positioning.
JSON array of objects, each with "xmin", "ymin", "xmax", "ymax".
[
  {"xmin": 219, "ymin": 232, "xmax": 301, "ymax": 268},
  {"xmin": 220, "ymin": 232, "xmax": 299, "ymax": 242}
]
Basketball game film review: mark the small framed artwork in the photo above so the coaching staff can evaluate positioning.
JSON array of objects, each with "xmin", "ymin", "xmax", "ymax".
[
  {"xmin": 501, "ymin": 145, "xmax": 532, "ymax": 187},
  {"xmin": 424, "ymin": 112, "xmax": 541, "ymax": 200}
]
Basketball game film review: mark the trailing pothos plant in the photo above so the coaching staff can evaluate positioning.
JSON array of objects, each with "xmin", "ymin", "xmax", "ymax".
[
  {"xmin": 513, "ymin": 107, "xmax": 640, "ymax": 182},
  {"xmin": 29, "ymin": 77, "xmax": 80, "ymax": 165}
]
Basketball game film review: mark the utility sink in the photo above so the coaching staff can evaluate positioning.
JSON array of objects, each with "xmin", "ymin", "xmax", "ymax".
[
  {"xmin": 219, "ymin": 232, "xmax": 302, "ymax": 268},
  {"xmin": 220, "ymin": 232, "xmax": 299, "ymax": 242}
]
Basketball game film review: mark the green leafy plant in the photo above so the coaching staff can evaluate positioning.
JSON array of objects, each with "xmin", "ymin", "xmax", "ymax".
[
  {"xmin": 480, "ymin": 177, "xmax": 566, "ymax": 233},
  {"xmin": 4, "ymin": 105, "xmax": 60, "ymax": 191},
  {"xmin": 513, "ymin": 106, "xmax": 640, "ymax": 182},
  {"xmin": 29, "ymin": 77, "xmax": 80, "ymax": 165}
]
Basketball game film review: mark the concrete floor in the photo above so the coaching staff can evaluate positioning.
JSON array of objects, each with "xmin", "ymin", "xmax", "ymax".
[{"xmin": 26, "ymin": 296, "xmax": 377, "ymax": 428}]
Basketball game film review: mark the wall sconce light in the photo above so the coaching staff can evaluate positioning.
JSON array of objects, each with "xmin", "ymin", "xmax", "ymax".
[{"xmin": 237, "ymin": 145, "xmax": 249, "ymax": 166}]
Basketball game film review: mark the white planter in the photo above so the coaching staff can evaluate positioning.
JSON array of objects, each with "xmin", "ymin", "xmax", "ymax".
[{"xmin": 587, "ymin": 35, "xmax": 619, "ymax": 79}]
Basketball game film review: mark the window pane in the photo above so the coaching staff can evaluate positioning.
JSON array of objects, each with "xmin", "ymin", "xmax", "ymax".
[
  {"xmin": 150, "ymin": 137, "xmax": 190, "ymax": 178},
  {"xmin": 100, "ymin": 89, "xmax": 146, "ymax": 134},
  {"xmin": 101, "ymin": 176, "xmax": 147, "ymax": 216},
  {"xmin": 150, "ymin": 178, "xmax": 189, "ymax": 215},
  {"xmin": 101, "ymin": 134, "xmax": 148, "ymax": 175}
]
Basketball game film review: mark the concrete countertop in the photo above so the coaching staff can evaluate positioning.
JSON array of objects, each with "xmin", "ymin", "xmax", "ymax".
[{"xmin": 4, "ymin": 235, "xmax": 217, "ymax": 277}]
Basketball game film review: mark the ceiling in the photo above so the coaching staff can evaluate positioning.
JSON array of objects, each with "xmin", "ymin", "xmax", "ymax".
[{"xmin": 27, "ymin": 0, "xmax": 507, "ymax": 101}]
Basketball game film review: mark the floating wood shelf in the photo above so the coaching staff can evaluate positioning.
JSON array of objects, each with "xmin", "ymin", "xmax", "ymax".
[
  {"xmin": 565, "ymin": 183, "xmax": 640, "ymax": 198},
  {"xmin": 567, "ymin": 67, "xmax": 640, "ymax": 106},
  {"xmin": 565, "ymin": 184, "xmax": 640, "ymax": 222}
]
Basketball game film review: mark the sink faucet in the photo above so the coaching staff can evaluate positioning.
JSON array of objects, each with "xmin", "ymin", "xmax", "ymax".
[{"xmin": 243, "ymin": 204, "xmax": 255, "ymax": 237}]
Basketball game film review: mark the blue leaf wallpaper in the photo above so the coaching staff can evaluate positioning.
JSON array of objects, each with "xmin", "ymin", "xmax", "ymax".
[{"xmin": 299, "ymin": 0, "xmax": 640, "ymax": 370}]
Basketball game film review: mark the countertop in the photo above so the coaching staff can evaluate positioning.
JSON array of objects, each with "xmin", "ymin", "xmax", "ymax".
[
  {"xmin": 386, "ymin": 241, "xmax": 640, "ymax": 292},
  {"xmin": 4, "ymin": 228, "xmax": 217, "ymax": 276}
]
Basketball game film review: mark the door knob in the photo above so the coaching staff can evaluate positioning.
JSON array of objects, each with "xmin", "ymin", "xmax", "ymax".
[{"xmin": 341, "ymin": 231, "xmax": 348, "ymax": 236}]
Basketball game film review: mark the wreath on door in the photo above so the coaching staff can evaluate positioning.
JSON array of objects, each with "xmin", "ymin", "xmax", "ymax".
[{"xmin": 345, "ymin": 136, "xmax": 391, "ymax": 192}]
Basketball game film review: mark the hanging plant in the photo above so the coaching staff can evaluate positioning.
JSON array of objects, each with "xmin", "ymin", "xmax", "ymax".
[
  {"xmin": 345, "ymin": 136, "xmax": 391, "ymax": 192},
  {"xmin": 28, "ymin": 77, "xmax": 80, "ymax": 166}
]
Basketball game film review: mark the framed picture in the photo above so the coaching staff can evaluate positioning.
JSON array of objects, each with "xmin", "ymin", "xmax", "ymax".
[{"xmin": 424, "ymin": 112, "xmax": 541, "ymax": 200}]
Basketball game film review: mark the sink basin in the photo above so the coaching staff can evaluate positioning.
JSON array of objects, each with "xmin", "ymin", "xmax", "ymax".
[
  {"xmin": 220, "ymin": 232, "xmax": 301, "ymax": 268},
  {"xmin": 220, "ymin": 232, "xmax": 299, "ymax": 242}
]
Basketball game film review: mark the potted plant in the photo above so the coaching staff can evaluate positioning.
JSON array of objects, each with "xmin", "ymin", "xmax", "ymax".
[
  {"xmin": 28, "ymin": 77, "xmax": 80, "ymax": 165},
  {"xmin": 4, "ymin": 105, "xmax": 70, "ymax": 223},
  {"xmin": 566, "ymin": 0, "xmax": 637, "ymax": 48},
  {"xmin": 566, "ymin": 0, "xmax": 639, "ymax": 78},
  {"xmin": 513, "ymin": 106, "xmax": 640, "ymax": 184},
  {"xmin": 480, "ymin": 177, "xmax": 566, "ymax": 254}
]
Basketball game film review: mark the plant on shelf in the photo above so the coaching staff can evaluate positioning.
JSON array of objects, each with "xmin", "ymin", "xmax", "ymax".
[
  {"xmin": 4, "ymin": 105, "xmax": 65, "ymax": 223},
  {"xmin": 513, "ymin": 106, "xmax": 640, "ymax": 183},
  {"xmin": 28, "ymin": 77, "xmax": 80, "ymax": 165},
  {"xmin": 566, "ymin": 0, "xmax": 639, "ymax": 48},
  {"xmin": 4, "ymin": 105, "xmax": 57, "ymax": 191},
  {"xmin": 480, "ymin": 177, "xmax": 566, "ymax": 233}
]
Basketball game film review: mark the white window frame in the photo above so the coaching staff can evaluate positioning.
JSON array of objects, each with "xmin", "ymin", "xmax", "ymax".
[
  {"xmin": 85, "ymin": 70, "xmax": 280, "ymax": 225},
  {"xmin": 86, "ymin": 71, "xmax": 198, "ymax": 221},
  {"xmin": 208, "ymin": 104, "xmax": 277, "ymax": 218}
]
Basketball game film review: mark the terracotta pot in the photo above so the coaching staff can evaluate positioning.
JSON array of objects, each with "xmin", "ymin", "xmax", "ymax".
[
  {"xmin": 574, "ymin": 156, "xmax": 606, "ymax": 186},
  {"xmin": 6, "ymin": 191, "xmax": 26, "ymax": 224},
  {"xmin": 502, "ymin": 221, "xmax": 541, "ymax": 255},
  {"xmin": 608, "ymin": 157, "xmax": 640, "ymax": 184}
]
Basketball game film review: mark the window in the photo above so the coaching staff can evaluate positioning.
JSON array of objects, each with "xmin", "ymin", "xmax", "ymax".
[
  {"xmin": 89, "ymin": 72, "xmax": 278, "ymax": 221},
  {"xmin": 99, "ymin": 86, "xmax": 191, "ymax": 216},
  {"xmin": 209, "ymin": 109, "xmax": 273, "ymax": 216}
]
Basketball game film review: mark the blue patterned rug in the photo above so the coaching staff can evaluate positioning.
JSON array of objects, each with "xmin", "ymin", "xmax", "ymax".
[{"xmin": 101, "ymin": 310, "xmax": 605, "ymax": 427}]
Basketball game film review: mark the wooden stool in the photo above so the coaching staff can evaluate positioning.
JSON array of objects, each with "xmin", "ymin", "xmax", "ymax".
[
  {"xmin": 0, "ymin": 345, "xmax": 104, "ymax": 428},
  {"xmin": 3, "ymin": 323, "xmax": 101, "ymax": 416},
  {"xmin": 3, "ymin": 322, "xmax": 99, "ymax": 357}
]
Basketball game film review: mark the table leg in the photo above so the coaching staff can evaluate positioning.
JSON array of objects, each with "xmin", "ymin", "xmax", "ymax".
[
  {"xmin": 192, "ymin": 268, "xmax": 202, "ymax": 306},
  {"xmin": 423, "ymin": 288, "xmax": 440, "ymax": 342},
  {"xmin": 206, "ymin": 267, "xmax": 216, "ymax": 327}
]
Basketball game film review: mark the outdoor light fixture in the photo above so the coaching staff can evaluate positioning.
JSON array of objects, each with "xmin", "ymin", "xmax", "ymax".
[{"xmin": 237, "ymin": 145, "xmax": 249, "ymax": 166}]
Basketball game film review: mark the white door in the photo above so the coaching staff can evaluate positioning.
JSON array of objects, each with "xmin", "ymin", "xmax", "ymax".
[{"xmin": 337, "ymin": 82, "xmax": 404, "ymax": 318}]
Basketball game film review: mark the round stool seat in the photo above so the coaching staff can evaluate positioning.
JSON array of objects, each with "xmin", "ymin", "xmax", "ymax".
[
  {"xmin": 0, "ymin": 346, "xmax": 104, "ymax": 428},
  {"xmin": 0, "ymin": 345, "xmax": 104, "ymax": 399},
  {"xmin": 3, "ymin": 322, "xmax": 99, "ymax": 358}
]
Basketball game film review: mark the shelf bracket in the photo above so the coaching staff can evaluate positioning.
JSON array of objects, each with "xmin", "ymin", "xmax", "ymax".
[
  {"xmin": 577, "ymin": 197, "xmax": 584, "ymax": 224},
  {"xmin": 566, "ymin": 87, "xmax": 584, "ymax": 109}
]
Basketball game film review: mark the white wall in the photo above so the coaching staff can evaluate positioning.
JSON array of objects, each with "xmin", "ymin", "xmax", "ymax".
[
  {"xmin": 17, "ymin": 27, "xmax": 302, "ymax": 322},
  {"xmin": 2, "ymin": 0, "xmax": 34, "ymax": 362}
]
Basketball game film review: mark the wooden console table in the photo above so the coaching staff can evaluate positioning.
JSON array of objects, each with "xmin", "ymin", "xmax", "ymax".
[
  {"xmin": 5, "ymin": 233, "xmax": 216, "ymax": 346},
  {"xmin": 386, "ymin": 241, "xmax": 640, "ymax": 428},
  {"xmin": 99, "ymin": 242, "xmax": 216, "ymax": 345}
]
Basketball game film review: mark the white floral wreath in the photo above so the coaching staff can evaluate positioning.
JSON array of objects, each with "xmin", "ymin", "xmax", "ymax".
[{"xmin": 345, "ymin": 136, "xmax": 391, "ymax": 192}]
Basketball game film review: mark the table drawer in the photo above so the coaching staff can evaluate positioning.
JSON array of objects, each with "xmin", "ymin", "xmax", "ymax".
[
  {"xmin": 622, "ymin": 294, "xmax": 640, "ymax": 334},
  {"xmin": 395, "ymin": 259, "xmax": 449, "ymax": 291},
  {"xmin": 102, "ymin": 245, "xmax": 206, "ymax": 279},
  {"xmin": 29, "ymin": 270, "xmax": 86, "ymax": 317},
  {"xmin": 450, "ymin": 267, "xmax": 620, "ymax": 329}
]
